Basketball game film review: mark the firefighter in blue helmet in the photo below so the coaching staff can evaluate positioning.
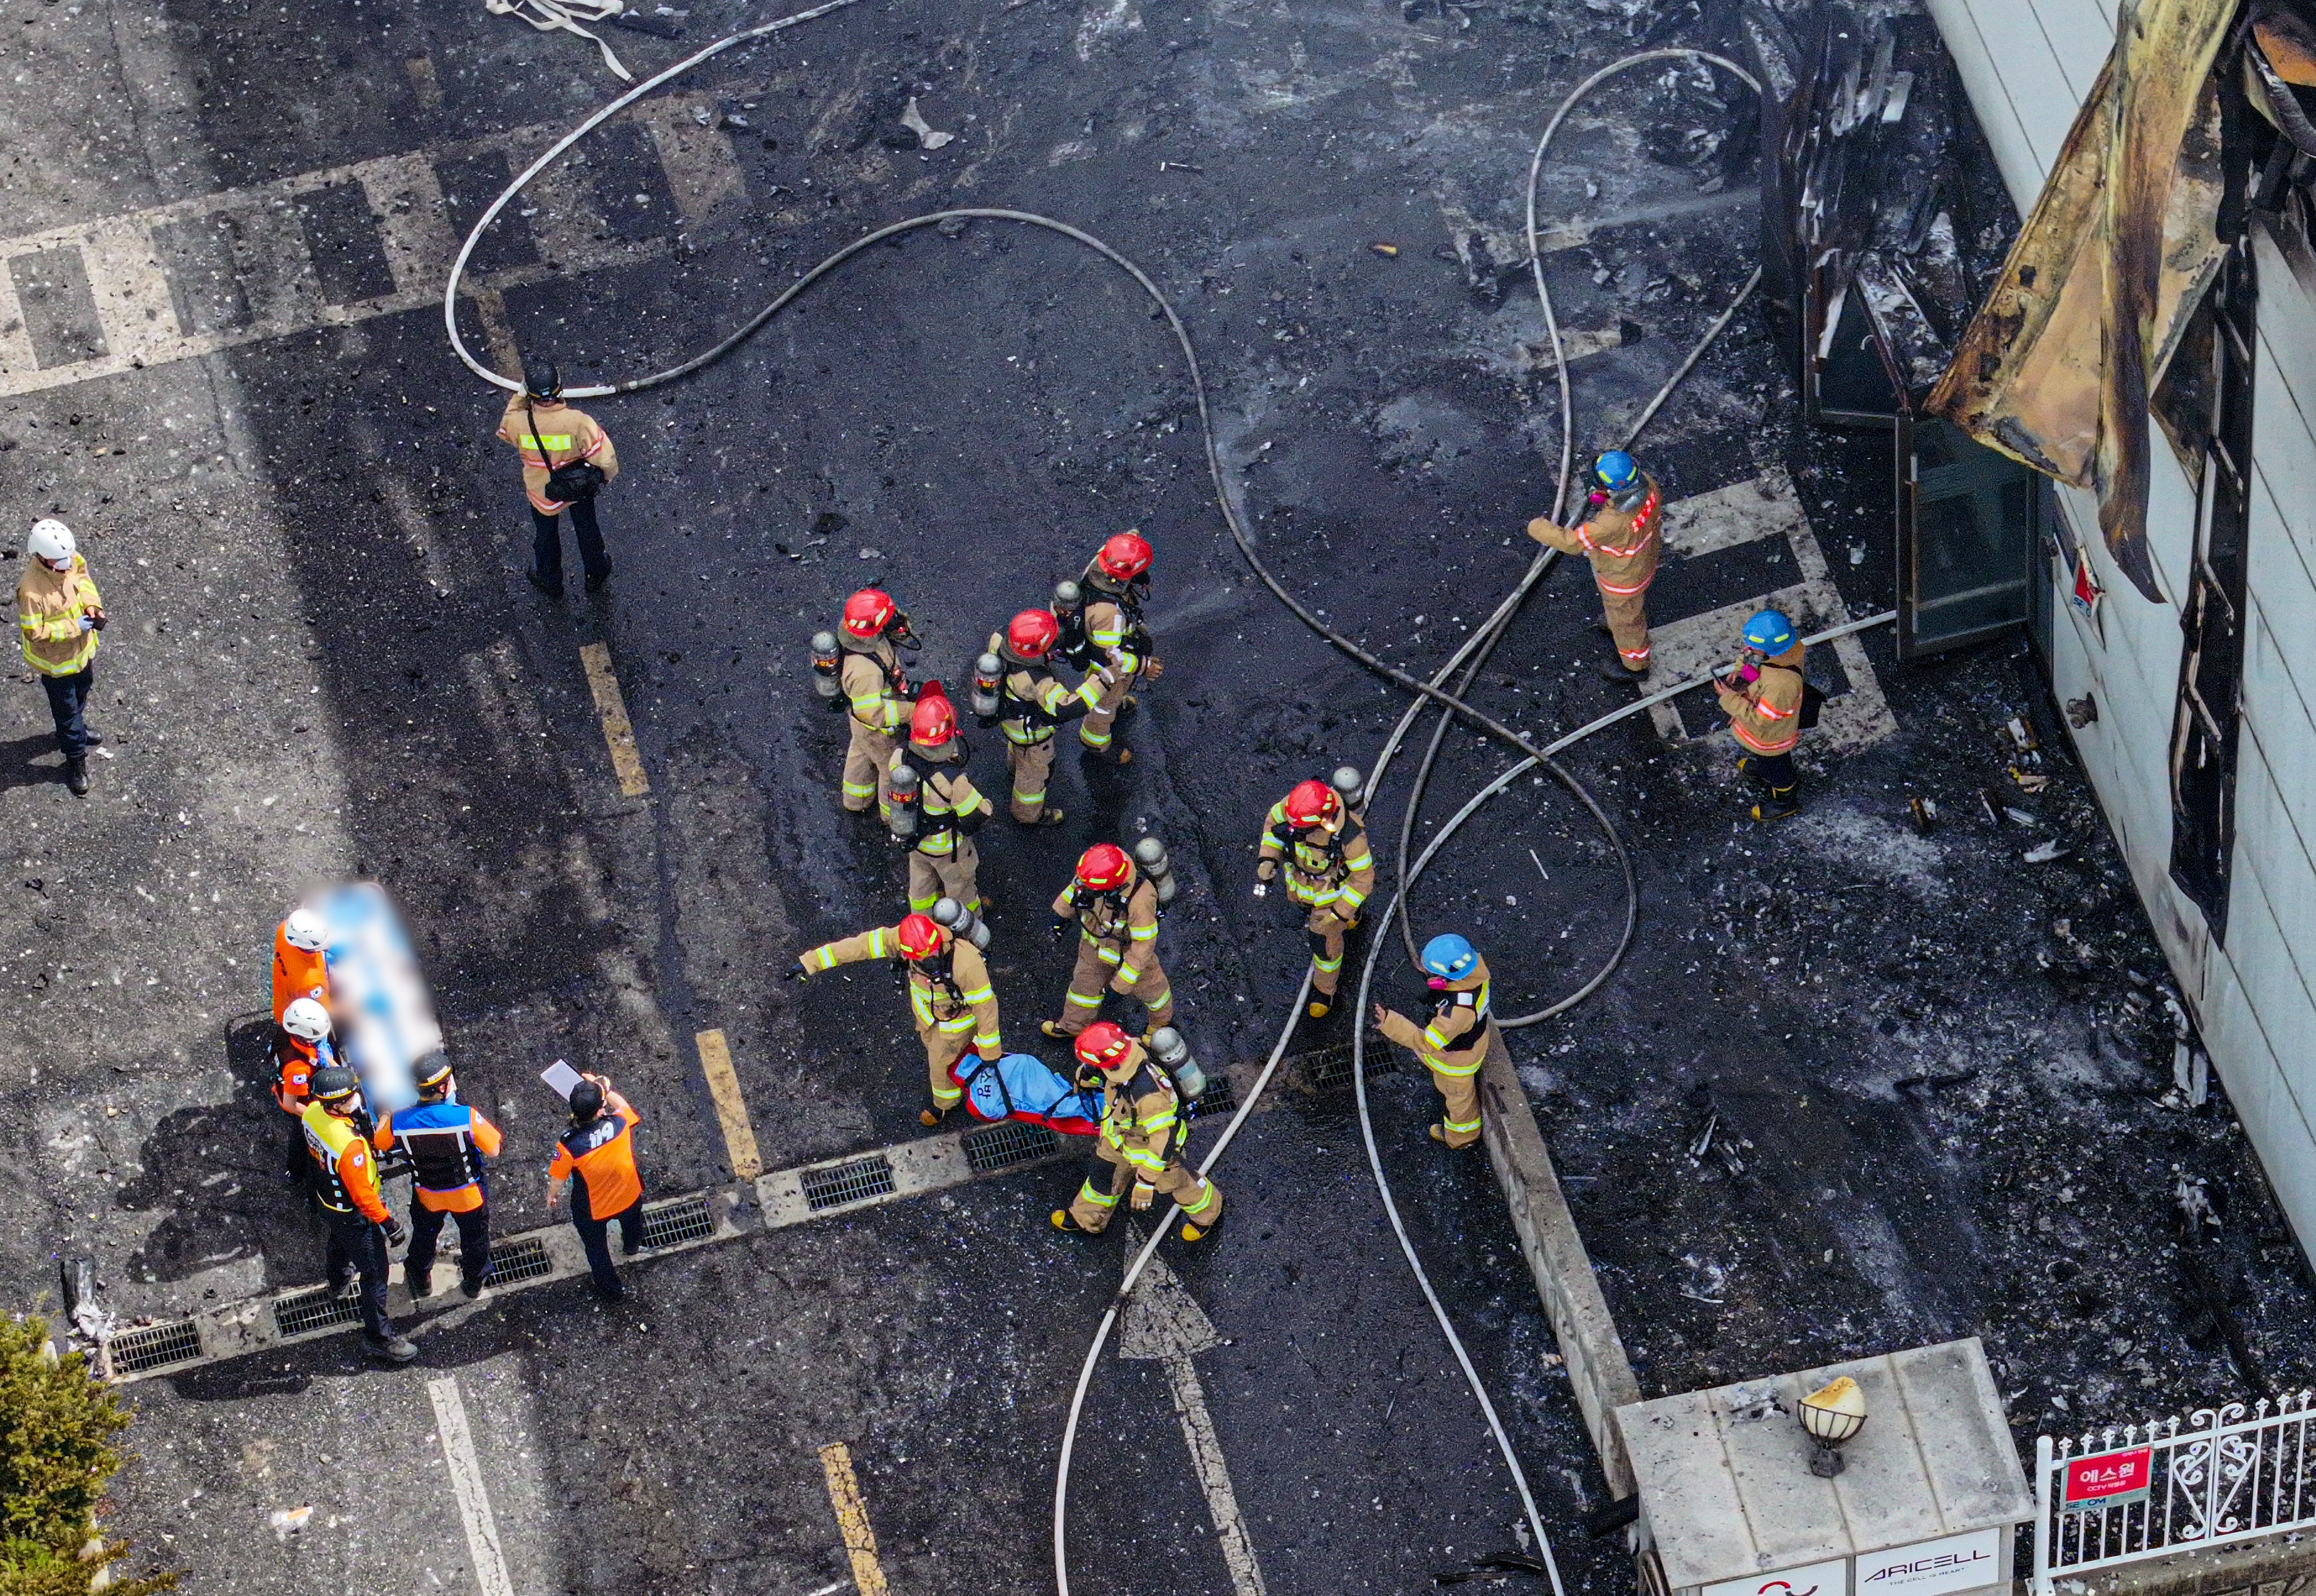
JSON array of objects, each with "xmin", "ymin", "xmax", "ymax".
[
  {"xmin": 1371, "ymin": 933, "xmax": 1495, "ymax": 1148},
  {"xmin": 1715, "ymin": 608, "xmax": 1808, "ymax": 822},
  {"xmin": 1526, "ymin": 450, "xmax": 1663, "ymax": 685}
]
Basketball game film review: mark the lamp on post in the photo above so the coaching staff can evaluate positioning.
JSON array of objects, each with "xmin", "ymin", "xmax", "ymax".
[{"xmin": 1798, "ymin": 1376, "xmax": 1867, "ymax": 1477}]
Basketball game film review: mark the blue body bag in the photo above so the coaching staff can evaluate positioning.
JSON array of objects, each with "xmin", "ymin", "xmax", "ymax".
[{"xmin": 953, "ymin": 1052, "xmax": 1104, "ymax": 1136}]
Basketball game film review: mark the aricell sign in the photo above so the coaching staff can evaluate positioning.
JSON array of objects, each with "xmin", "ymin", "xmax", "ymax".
[
  {"xmin": 1854, "ymin": 1528, "xmax": 2002, "ymax": 1596},
  {"xmin": 2062, "ymin": 1446, "xmax": 2153, "ymax": 1511}
]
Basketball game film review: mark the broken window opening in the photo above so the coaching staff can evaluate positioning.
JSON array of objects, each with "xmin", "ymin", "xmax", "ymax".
[{"xmin": 2166, "ymin": 236, "xmax": 2256, "ymax": 939}]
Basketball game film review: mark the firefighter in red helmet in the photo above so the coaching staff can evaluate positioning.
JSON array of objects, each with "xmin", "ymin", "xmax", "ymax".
[
  {"xmin": 1067, "ymin": 531, "xmax": 1161, "ymax": 767},
  {"xmin": 835, "ymin": 587, "xmax": 920, "ymax": 818},
  {"xmin": 982, "ymin": 608, "xmax": 1105, "ymax": 827},
  {"xmin": 792, "ymin": 911, "xmax": 1000, "ymax": 1127},
  {"xmin": 889, "ymin": 686, "xmax": 994, "ymax": 914},
  {"xmin": 1254, "ymin": 775, "xmax": 1374, "ymax": 1020},
  {"xmin": 1041, "ymin": 842, "xmax": 1174, "ymax": 1039},
  {"xmin": 1050, "ymin": 1021, "xmax": 1223, "ymax": 1243}
]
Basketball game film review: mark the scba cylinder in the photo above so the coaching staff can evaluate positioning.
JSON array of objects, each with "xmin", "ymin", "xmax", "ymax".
[
  {"xmin": 810, "ymin": 631, "xmax": 841, "ymax": 699},
  {"xmin": 1147, "ymin": 1027, "xmax": 1206, "ymax": 1101},
  {"xmin": 1130, "ymin": 836, "xmax": 1177, "ymax": 906},
  {"xmin": 971, "ymin": 652, "xmax": 1003, "ymax": 720},
  {"xmin": 930, "ymin": 896, "xmax": 990, "ymax": 950},
  {"xmin": 886, "ymin": 762, "xmax": 919, "ymax": 840}
]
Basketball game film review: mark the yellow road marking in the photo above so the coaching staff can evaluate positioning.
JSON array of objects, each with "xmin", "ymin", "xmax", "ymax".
[
  {"xmin": 818, "ymin": 1442, "xmax": 889, "ymax": 1596},
  {"xmin": 694, "ymin": 1029, "xmax": 763, "ymax": 1180},
  {"xmin": 577, "ymin": 642, "xmax": 650, "ymax": 798}
]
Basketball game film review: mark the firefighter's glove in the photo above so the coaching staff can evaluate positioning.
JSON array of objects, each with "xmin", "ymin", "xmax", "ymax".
[
  {"xmin": 1141, "ymin": 655, "xmax": 1164, "ymax": 683},
  {"xmin": 784, "ymin": 961, "xmax": 809, "ymax": 981},
  {"xmin": 381, "ymin": 1216, "xmax": 409, "ymax": 1249},
  {"xmin": 1130, "ymin": 1181, "xmax": 1156, "ymax": 1212},
  {"xmin": 1050, "ymin": 915, "xmax": 1073, "ymax": 941}
]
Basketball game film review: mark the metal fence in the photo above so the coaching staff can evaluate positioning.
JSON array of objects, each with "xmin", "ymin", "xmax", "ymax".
[{"xmin": 2033, "ymin": 1390, "xmax": 2316, "ymax": 1594}]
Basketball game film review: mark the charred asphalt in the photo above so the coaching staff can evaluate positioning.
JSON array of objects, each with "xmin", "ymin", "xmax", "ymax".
[{"xmin": 3, "ymin": 0, "xmax": 2314, "ymax": 1592}]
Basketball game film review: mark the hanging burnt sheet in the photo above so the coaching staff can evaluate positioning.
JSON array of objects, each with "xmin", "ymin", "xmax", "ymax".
[
  {"xmin": 1926, "ymin": 0, "xmax": 2234, "ymax": 602},
  {"xmin": 1751, "ymin": 2, "xmax": 1999, "ymax": 415}
]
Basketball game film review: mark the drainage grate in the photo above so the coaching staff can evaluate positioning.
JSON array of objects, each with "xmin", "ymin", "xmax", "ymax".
[
  {"xmin": 109, "ymin": 1319, "xmax": 201, "ymax": 1375},
  {"xmin": 483, "ymin": 1235, "xmax": 552, "ymax": 1286},
  {"xmin": 1196, "ymin": 1076, "xmax": 1237, "ymax": 1117},
  {"xmin": 963, "ymin": 1120, "xmax": 1059, "ymax": 1173},
  {"xmin": 272, "ymin": 1286, "xmax": 363, "ymax": 1339},
  {"xmin": 640, "ymin": 1194, "xmax": 716, "ymax": 1249},
  {"xmin": 801, "ymin": 1154, "xmax": 897, "ymax": 1211}
]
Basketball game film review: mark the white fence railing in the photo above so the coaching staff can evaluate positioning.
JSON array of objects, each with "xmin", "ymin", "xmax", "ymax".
[{"xmin": 2033, "ymin": 1391, "xmax": 2316, "ymax": 1594}]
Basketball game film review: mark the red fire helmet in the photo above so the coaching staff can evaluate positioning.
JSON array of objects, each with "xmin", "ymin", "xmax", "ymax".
[
  {"xmin": 1073, "ymin": 1020, "xmax": 1133, "ymax": 1068},
  {"xmin": 895, "ymin": 913, "xmax": 945, "ymax": 960},
  {"xmin": 1096, "ymin": 532, "xmax": 1152, "ymax": 581},
  {"xmin": 1006, "ymin": 609, "xmax": 1060, "ymax": 659},
  {"xmin": 909, "ymin": 686, "xmax": 956, "ymax": 746},
  {"xmin": 1282, "ymin": 779, "xmax": 1340, "ymax": 828},
  {"xmin": 1075, "ymin": 843, "xmax": 1133, "ymax": 892},
  {"xmin": 842, "ymin": 588, "xmax": 897, "ymax": 638}
]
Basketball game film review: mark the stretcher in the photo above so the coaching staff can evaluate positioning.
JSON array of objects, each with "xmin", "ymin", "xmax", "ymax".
[
  {"xmin": 953, "ymin": 1052, "xmax": 1103, "ymax": 1136},
  {"xmin": 307, "ymin": 882, "xmax": 444, "ymax": 1117}
]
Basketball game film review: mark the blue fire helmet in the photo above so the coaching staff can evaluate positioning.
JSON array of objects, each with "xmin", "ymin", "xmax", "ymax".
[
  {"xmin": 1592, "ymin": 450, "xmax": 1639, "ymax": 492},
  {"xmin": 1741, "ymin": 609, "xmax": 1797, "ymax": 654},
  {"xmin": 1421, "ymin": 933, "xmax": 1479, "ymax": 981}
]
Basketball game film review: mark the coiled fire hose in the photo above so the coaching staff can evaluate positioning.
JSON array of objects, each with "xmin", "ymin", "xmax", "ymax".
[{"xmin": 442, "ymin": 19, "xmax": 1895, "ymax": 1592}]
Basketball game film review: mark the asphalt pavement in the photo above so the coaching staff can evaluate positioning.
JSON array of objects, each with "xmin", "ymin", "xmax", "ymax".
[{"xmin": 11, "ymin": 0, "xmax": 2314, "ymax": 1592}]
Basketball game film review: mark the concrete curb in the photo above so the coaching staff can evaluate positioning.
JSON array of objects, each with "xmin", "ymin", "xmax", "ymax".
[{"xmin": 1479, "ymin": 1029, "xmax": 1644, "ymax": 1496}]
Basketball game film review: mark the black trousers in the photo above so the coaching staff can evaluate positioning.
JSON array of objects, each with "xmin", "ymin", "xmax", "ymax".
[
  {"xmin": 40, "ymin": 664, "xmax": 91, "ymax": 758},
  {"xmin": 407, "ymin": 1193, "xmax": 491, "ymax": 1291},
  {"xmin": 530, "ymin": 500, "xmax": 607, "ymax": 585},
  {"xmin": 572, "ymin": 1196, "xmax": 643, "ymax": 1301},
  {"xmin": 322, "ymin": 1207, "xmax": 392, "ymax": 1340},
  {"xmin": 1745, "ymin": 750, "xmax": 1798, "ymax": 790}
]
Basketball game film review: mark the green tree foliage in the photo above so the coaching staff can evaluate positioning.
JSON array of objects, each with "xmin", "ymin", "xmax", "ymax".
[{"xmin": 0, "ymin": 1315, "xmax": 177, "ymax": 1596}]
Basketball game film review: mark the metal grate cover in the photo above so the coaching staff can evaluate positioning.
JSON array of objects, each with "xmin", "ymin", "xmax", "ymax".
[
  {"xmin": 483, "ymin": 1235, "xmax": 552, "ymax": 1285},
  {"xmin": 109, "ymin": 1319, "xmax": 201, "ymax": 1375},
  {"xmin": 963, "ymin": 1120, "xmax": 1060, "ymax": 1172},
  {"xmin": 801, "ymin": 1154, "xmax": 897, "ymax": 1212},
  {"xmin": 640, "ymin": 1194, "xmax": 716, "ymax": 1249},
  {"xmin": 1196, "ymin": 1076, "xmax": 1237, "ymax": 1117},
  {"xmin": 272, "ymin": 1286, "xmax": 363, "ymax": 1339}
]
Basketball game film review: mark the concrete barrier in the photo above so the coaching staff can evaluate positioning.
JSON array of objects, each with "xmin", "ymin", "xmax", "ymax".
[{"xmin": 1479, "ymin": 1029, "xmax": 1644, "ymax": 1495}]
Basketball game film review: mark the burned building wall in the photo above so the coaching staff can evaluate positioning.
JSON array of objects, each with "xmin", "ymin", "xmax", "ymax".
[{"xmin": 1927, "ymin": 0, "xmax": 2316, "ymax": 1261}]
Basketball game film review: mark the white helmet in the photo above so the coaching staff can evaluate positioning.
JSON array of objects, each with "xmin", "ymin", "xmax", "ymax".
[
  {"xmin": 281, "ymin": 997, "xmax": 332, "ymax": 1042},
  {"xmin": 25, "ymin": 520, "xmax": 74, "ymax": 567},
  {"xmin": 281, "ymin": 908, "xmax": 328, "ymax": 953}
]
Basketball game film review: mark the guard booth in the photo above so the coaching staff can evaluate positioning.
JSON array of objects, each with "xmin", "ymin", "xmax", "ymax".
[{"xmin": 1616, "ymin": 1338, "xmax": 2034, "ymax": 1596}]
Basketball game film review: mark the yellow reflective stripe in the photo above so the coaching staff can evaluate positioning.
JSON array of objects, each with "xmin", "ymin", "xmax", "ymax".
[
  {"xmin": 959, "ymin": 984, "xmax": 994, "ymax": 1005},
  {"xmin": 806, "ymin": 945, "xmax": 841, "ymax": 971},
  {"xmin": 1130, "ymin": 924, "xmax": 1158, "ymax": 940},
  {"xmin": 868, "ymin": 930, "xmax": 888, "ymax": 957},
  {"xmin": 1340, "ymin": 848, "xmax": 1373, "ymax": 871},
  {"xmin": 1125, "ymin": 1148, "xmax": 1167, "ymax": 1172},
  {"xmin": 938, "ymin": 1016, "xmax": 973, "ymax": 1034},
  {"xmin": 1073, "ymin": 677, "xmax": 1103, "ymax": 709},
  {"xmin": 1443, "ymin": 1113, "xmax": 1482, "ymax": 1133},
  {"xmin": 1180, "ymin": 1180, "xmax": 1217, "ymax": 1217},
  {"xmin": 1097, "ymin": 948, "xmax": 1122, "ymax": 967},
  {"xmin": 1138, "ymin": 1108, "xmax": 1178, "ymax": 1134},
  {"xmin": 1337, "ymin": 887, "xmax": 1367, "ymax": 910},
  {"xmin": 1429, "ymin": 1058, "xmax": 1483, "ymax": 1077},
  {"xmin": 1079, "ymin": 1181, "xmax": 1118, "ymax": 1208},
  {"xmin": 973, "ymin": 1029, "xmax": 1001, "ymax": 1049}
]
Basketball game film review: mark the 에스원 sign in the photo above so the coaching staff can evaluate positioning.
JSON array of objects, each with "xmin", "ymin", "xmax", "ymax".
[
  {"xmin": 2062, "ymin": 1445, "xmax": 2153, "ymax": 1511},
  {"xmin": 1855, "ymin": 1528, "xmax": 2002, "ymax": 1596}
]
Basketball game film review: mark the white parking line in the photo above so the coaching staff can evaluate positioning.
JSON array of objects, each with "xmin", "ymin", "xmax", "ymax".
[
  {"xmin": 1644, "ymin": 470, "xmax": 1898, "ymax": 754},
  {"xmin": 427, "ymin": 1375, "xmax": 517, "ymax": 1596}
]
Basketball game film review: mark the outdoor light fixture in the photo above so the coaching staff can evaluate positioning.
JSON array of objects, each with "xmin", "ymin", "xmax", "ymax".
[{"xmin": 1798, "ymin": 1376, "xmax": 1867, "ymax": 1477}]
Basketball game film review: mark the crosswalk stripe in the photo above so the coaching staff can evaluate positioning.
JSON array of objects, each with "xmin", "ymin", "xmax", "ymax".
[{"xmin": 0, "ymin": 95, "xmax": 754, "ymax": 397}]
